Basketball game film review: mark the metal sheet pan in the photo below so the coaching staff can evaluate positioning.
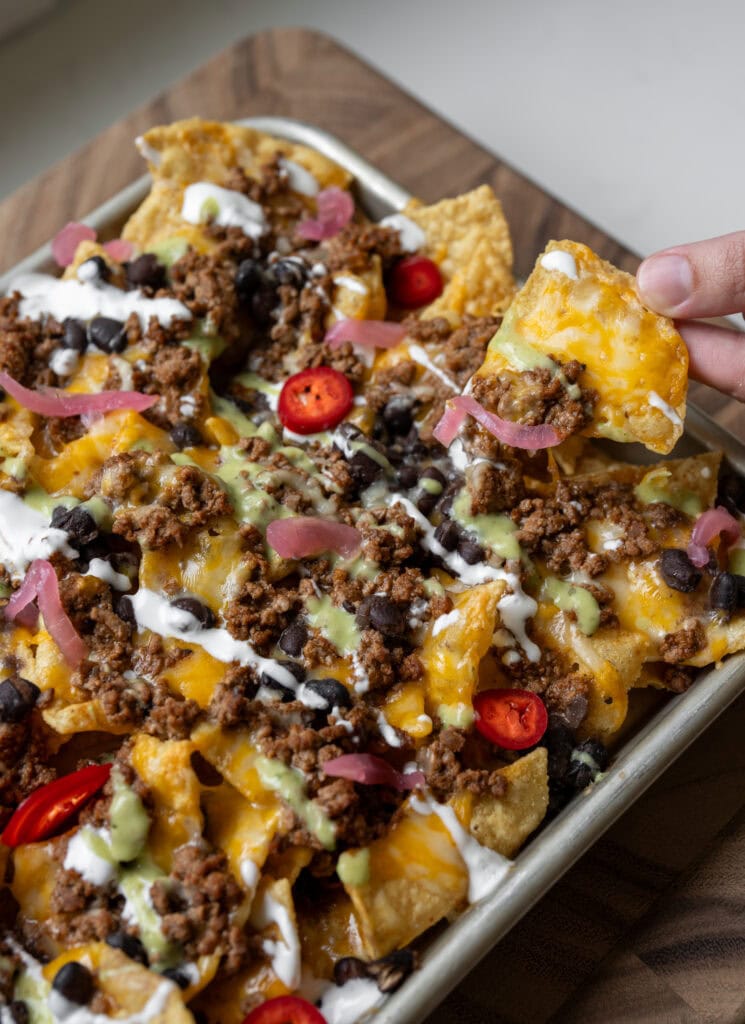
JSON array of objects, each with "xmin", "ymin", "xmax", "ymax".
[{"xmin": 3, "ymin": 116, "xmax": 745, "ymax": 1024}]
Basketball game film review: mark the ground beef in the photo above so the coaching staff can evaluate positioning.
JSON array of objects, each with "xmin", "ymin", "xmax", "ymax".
[
  {"xmin": 114, "ymin": 505, "xmax": 187, "ymax": 549},
  {"xmin": 659, "ymin": 621, "xmax": 706, "ymax": 663},
  {"xmin": 142, "ymin": 685, "xmax": 201, "ymax": 740},
  {"xmin": 44, "ymin": 415, "xmax": 88, "ymax": 452},
  {"xmin": 150, "ymin": 844, "xmax": 247, "ymax": 973},
  {"xmin": 302, "ymin": 634, "xmax": 340, "ymax": 668},
  {"xmin": 324, "ymin": 222, "xmax": 404, "ymax": 274},
  {"xmin": 419, "ymin": 727, "xmax": 508, "ymax": 801},
  {"xmin": 131, "ymin": 344, "xmax": 205, "ymax": 429},
  {"xmin": 441, "ymin": 316, "xmax": 502, "ymax": 386},
  {"xmin": 0, "ymin": 298, "xmax": 65, "ymax": 389},
  {"xmin": 223, "ymin": 579, "xmax": 301, "ymax": 652},
  {"xmin": 89, "ymin": 450, "xmax": 155, "ymax": 505},
  {"xmin": 354, "ymin": 629, "xmax": 422, "ymax": 691},
  {"xmin": 159, "ymin": 466, "xmax": 233, "ymax": 527},
  {"xmin": 465, "ymin": 459, "xmax": 525, "ymax": 515},
  {"xmin": 169, "ymin": 250, "xmax": 242, "ymax": 345},
  {"xmin": 501, "ymin": 649, "xmax": 592, "ymax": 721},
  {"xmin": 0, "ymin": 718, "xmax": 54, "ymax": 830},
  {"xmin": 357, "ymin": 506, "xmax": 421, "ymax": 567},
  {"xmin": 654, "ymin": 663, "xmax": 698, "ymax": 692},
  {"xmin": 58, "ymin": 574, "xmax": 133, "ymax": 670},
  {"xmin": 512, "ymin": 495, "xmax": 607, "ymax": 577}
]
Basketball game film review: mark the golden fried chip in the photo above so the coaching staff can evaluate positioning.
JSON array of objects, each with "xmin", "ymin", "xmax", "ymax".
[
  {"xmin": 404, "ymin": 185, "xmax": 515, "ymax": 316},
  {"xmin": 466, "ymin": 748, "xmax": 549, "ymax": 857},
  {"xmin": 475, "ymin": 240, "xmax": 688, "ymax": 454}
]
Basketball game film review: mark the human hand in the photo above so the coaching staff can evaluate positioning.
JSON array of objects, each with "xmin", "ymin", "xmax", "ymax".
[{"xmin": 636, "ymin": 232, "xmax": 745, "ymax": 400}]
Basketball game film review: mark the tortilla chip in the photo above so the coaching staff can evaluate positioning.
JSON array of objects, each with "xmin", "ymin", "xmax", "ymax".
[
  {"xmin": 475, "ymin": 240, "xmax": 688, "ymax": 454},
  {"xmin": 404, "ymin": 185, "xmax": 515, "ymax": 316},
  {"xmin": 466, "ymin": 748, "xmax": 549, "ymax": 857},
  {"xmin": 123, "ymin": 117, "xmax": 351, "ymax": 254},
  {"xmin": 344, "ymin": 805, "xmax": 468, "ymax": 958}
]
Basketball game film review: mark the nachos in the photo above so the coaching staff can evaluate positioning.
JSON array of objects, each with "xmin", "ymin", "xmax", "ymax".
[{"xmin": 0, "ymin": 118, "xmax": 740, "ymax": 1024}]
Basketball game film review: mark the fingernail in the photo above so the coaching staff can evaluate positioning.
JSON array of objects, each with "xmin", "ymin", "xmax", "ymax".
[{"xmin": 636, "ymin": 253, "xmax": 693, "ymax": 314}]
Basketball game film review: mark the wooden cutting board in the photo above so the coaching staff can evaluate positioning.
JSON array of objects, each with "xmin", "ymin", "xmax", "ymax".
[{"xmin": 2, "ymin": 28, "xmax": 745, "ymax": 1023}]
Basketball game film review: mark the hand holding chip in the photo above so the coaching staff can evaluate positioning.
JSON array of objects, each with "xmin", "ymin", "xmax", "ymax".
[{"xmin": 637, "ymin": 232, "xmax": 745, "ymax": 400}]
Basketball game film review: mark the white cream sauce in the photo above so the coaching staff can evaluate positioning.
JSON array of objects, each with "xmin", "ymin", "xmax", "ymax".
[
  {"xmin": 254, "ymin": 889, "xmax": 301, "ymax": 989},
  {"xmin": 333, "ymin": 274, "xmax": 369, "ymax": 295},
  {"xmin": 540, "ymin": 249, "xmax": 579, "ymax": 280},
  {"xmin": 431, "ymin": 608, "xmax": 462, "ymax": 636},
  {"xmin": 648, "ymin": 390, "xmax": 683, "ymax": 429},
  {"xmin": 129, "ymin": 587, "xmax": 299, "ymax": 691},
  {"xmin": 86, "ymin": 557, "xmax": 131, "ymax": 591},
  {"xmin": 376, "ymin": 710, "xmax": 403, "ymax": 748},
  {"xmin": 181, "ymin": 182, "xmax": 267, "ymax": 239},
  {"xmin": 318, "ymin": 977, "xmax": 384, "ymax": 1024},
  {"xmin": 410, "ymin": 792, "xmax": 512, "ymax": 902},
  {"xmin": 135, "ymin": 135, "xmax": 162, "ymax": 167},
  {"xmin": 378, "ymin": 213, "xmax": 426, "ymax": 253},
  {"xmin": 0, "ymin": 490, "xmax": 77, "ymax": 578},
  {"xmin": 279, "ymin": 157, "xmax": 320, "ymax": 196},
  {"xmin": 64, "ymin": 827, "xmax": 116, "ymax": 887},
  {"xmin": 50, "ymin": 347, "xmax": 81, "ymax": 377},
  {"xmin": 408, "ymin": 344, "xmax": 459, "ymax": 392},
  {"xmin": 10, "ymin": 273, "xmax": 191, "ymax": 329}
]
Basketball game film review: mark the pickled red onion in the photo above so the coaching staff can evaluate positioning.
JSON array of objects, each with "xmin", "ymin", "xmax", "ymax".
[
  {"xmin": 0, "ymin": 372, "xmax": 157, "ymax": 418},
  {"xmin": 266, "ymin": 517, "xmax": 361, "ymax": 560},
  {"xmin": 433, "ymin": 395, "xmax": 563, "ymax": 450},
  {"xmin": 6, "ymin": 560, "xmax": 87, "ymax": 665},
  {"xmin": 297, "ymin": 187, "xmax": 354, "ymax": 241},
  {"xmin": 102, "ymin": 238, "xmax": 135, "ymax": 262},
  {"xmin": 325, "ymin": 319, "xmax": 407, "ymax": 350},
  {"xmin": 687, "ymin": 505, "xmax": 741, "ymax": 568},
  {"xmin": 51, "ymin": 222, "xmax": 97, "ymax": 267},
  {"xmin": 322, "ymin": 753, "xmax": 425, "ymax": 791}
]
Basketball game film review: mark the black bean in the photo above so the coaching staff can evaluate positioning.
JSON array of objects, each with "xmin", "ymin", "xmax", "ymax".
[
  {"xmin": 381, "ymin": 396, "xmax": 413, "ymax": 436},
  {"xmin": 0, "ymin": 676, "xmax": 40, "ymax": 724},
  {"xmin": 659, "ymin": 548, "xmax": 702, "ymax": 593},
  {"xmin": 717, "ymin": 472, "xmax": 745, "ymax": 516},
  {"xmin": 421, "ymin": 466, "xmax": 446, "ymax": 488},
  {"xmin": 114, "ymin": 594, "xmax": 135, "ymax": 626},
  {"xmin": 356, "ymin": 595, "xmax": 405, "ymax": 637},
  {"xmin": 234, "ymin": 259, "xmax": 264, "ymax": 302},
  {"xmin": 397, "ymin": 465, "xmax": 418, "ymax": 490},
  {"xmin": 87, "ymin": 316, "xmax": 127, "ymax": 353},
  {"xmin": 333, "ymin": 957, "xmax": 370, "ymax": 986},
  {"xmin": 51, "ymin": 505, "xmax": 99, "ymax": 545},
  {"xmin": 710, "ymin": 572, "xmax": 739, "ymax": 614},
  {"xmin": 367, "ymin": 949, "xmax": 417, "ymax": 993},
  {"xmin": 170, "ymin": 597, "xmax": 215, "ymax": 629},
  {"xmin": 349, "ymin": 451, "xmax": 382, "ymax": 489},
  {"xmin": 567, "ymin": 739, "xmax": 609, "ymax": 792},
  {"xmin": 458, "ymin": 537, "xmax": 485, "ymax": 564},
  {"xmin": 543, "ymin": 717, "xmax": 574, "ymax": 783},
  {"xmin": 77, "ymin": 256, "xmax": 110, "ymax": 283},
  {"xmin": 279, "ymin": 620, "xmax": 308, "ymax": 658},
  {"xmin": 271, "ymin": 258, "xmax": 306, "ymax": 289},
  {"xmin": 161, "ymin": 966, "xmax": 190, "ymax": 990},
  {"xmin": 169, "ymin": 422, "xmax": 204, "ymax": 450},
  {"xmin": 106, "ymin": 931, "xmax": 149, "ymax": 965},
  {"xmin": 304, "ymin": 677, "xmax": 352, "ymax": 710},
  {"xmin": 9, "ymin": 1002, "xmax": 29, "ymax": 1024},
  {"xmin": 62, "ymin": 318, "xmax": 87, "ymax": 352},
  {"xmin": 52, "ymin": 961, "xmax": 94, "ymax": 1005},
  {"xmin": 251, "ymin": 288, "xmax": 278, "ymax": 325},
  {"xmin": 416, "ymin": 491, "xmax": 438, "ymax": 516},
  {"xmin": 434, "ymin": 518, "xmax": 461, "ymax": 552},
  {"xmin": 562, "ymin": 694, "xmax": 589, "ymax": 731},
  {"xmin": 125, "ymin": 253, "xmax": 166, "ymax": 291},
  {"xmin": 259, "ymin": 660, "xmax": 304, "ymax": 702}
]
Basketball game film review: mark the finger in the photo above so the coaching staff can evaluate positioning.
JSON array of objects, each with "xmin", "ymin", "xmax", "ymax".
[
  {"xmin": 636, "ymin": 231, "xmax": 745, "ymax": 319},
  {"xmin": 677, "ymin": 320, "xmax": 745, "ymax": 401}
]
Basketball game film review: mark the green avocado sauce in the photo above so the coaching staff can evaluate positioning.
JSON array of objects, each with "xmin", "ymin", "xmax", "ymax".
[
  {"xmin": 256, "ymin": 756, "xmax": 336, "ymax": 850},
  {"xmin": 451, "ymin": 488, "xmax": 522, "ymax": 561},
  {"xmin": 541, "ymin": 578, "xmax": 601, "ymax": 636},
  {"xmin": 337, "ymin": 848, "xmax": 370, "ymax": 887},
  {"xmin": 306, "ymin": 594, "xmax": 361, "ymax": 656},
  {"xmin": 634, "ymin": 467, "xmax": 703, "ymax": 517}
]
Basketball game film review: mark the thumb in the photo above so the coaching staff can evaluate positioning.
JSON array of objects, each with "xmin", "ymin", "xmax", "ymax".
[{"xmin": 636, "ymin": 231, "xmax": 745, "ymax": 318}]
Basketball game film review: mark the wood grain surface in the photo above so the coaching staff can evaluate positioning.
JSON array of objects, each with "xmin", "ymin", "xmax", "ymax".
[{"xmin": 2, "ymin": 27, "xmax": 745, "ymax": 1023}]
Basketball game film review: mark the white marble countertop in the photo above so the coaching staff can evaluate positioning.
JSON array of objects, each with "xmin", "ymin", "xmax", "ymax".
[{"xmin": 1, "ymin": 0, "xmax": 742, "ymax": 260}]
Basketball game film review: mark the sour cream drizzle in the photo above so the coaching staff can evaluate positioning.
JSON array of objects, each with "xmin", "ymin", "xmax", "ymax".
[
  {"xmin": 648, "ymin": 390, "xmax": 683, "ymax": 428},
  {"xmin": 408, "ymin": 344, "xmax": 459, "ymax": 392},
  {"xmin": 279, "ymin": 157, "xmax": 320, "ymax": 197},
  {"xmin": 254, "ymin": 889, "xmax": 302, "ymax": 989},
  {"xmin": 181, "ymin": 182, "xmax": 267, "ymax": 239},
  {"xmin": 378, "ymin": 213, "xmax": 426, "ymax": 253},
  {"xmin": 0, "ymin": 490, "xmax": 77, "ymax": 578},
  {"xmin": 410, "ymin": 791, "xmax": 512, "ymax": 902},
  {"xmin": 539, "ymin": 249, "xmax": 579, "ymax": 280}
]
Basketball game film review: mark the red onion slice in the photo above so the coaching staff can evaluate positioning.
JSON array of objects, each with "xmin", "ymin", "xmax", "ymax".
[
  {"xmin": 687, "ymin": 505, "xmax": 741, "ymax": 568},
  {"xmin": 432, "ymin": 401, "xmax": 469, "ymax": 446},
  {"xmin": 6, "ymin": 560, "xmax": 87, "ymax": 665},
  {"xmin": 266, "ymin": 517, "xmax": 361, "ymax": 560},
  {"xmin": 433, "ymin": 395, "xmax": 563, "ymax": 450},
  {"xmin": 51, "ymin": 222, "xmax": 97, "ymax": 267},
  {"xmin": 297, "ymin": 187, "xmax": 355, "ymax": 241},
  {"xmin": 325, "ymin": 319, "xmax": 407, "ymax": 350},
  {"xmin": 322, "ymin": 753, "xmax": 425, "ymax": 791},
  {"xmin": 102, "ymin": 238, "xmax": 135, "ymax": 262},
  {"xmin": 0, "ymin": 372, "xmax": 158, "ymax": 418}
]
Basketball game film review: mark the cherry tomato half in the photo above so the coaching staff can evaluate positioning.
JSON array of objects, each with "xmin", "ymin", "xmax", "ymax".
[
  {"xmin": 388, "ymin": 256, "xmax": 443, "ymax": 308},
  {"xmin": 242, "ymin": 995, "xmax": 327, "ymax": 1024},
  {"xmin": 473, "ymin": 689, "xmax": 548, "ymax": 751},
  {"xmin": 277, "ymin": 367, "xmax": 354, "ymax": 435},
  {"xmin": 1, "ymin": 763, "xmax": 111, "ymax": 848}
]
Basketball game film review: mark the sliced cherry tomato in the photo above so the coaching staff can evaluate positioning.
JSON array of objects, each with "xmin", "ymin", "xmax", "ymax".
[
  {"xmin": 242, "ymin": 995, "xmax": 327, "ymax": 1024},
  {"xmin": 278, "ymin": 366, "xmax": 353, "ymax": 435},
  {"xmin": 1, "ymin": 763, "xmax": 111, "ymax": 848},
  {"xmin": 388, "ymin": 255, "xmax": 443, "ymax": 308},
  {"xmin": 473, "ymin": 688, "xmax": 548, "ymax": 750}
]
